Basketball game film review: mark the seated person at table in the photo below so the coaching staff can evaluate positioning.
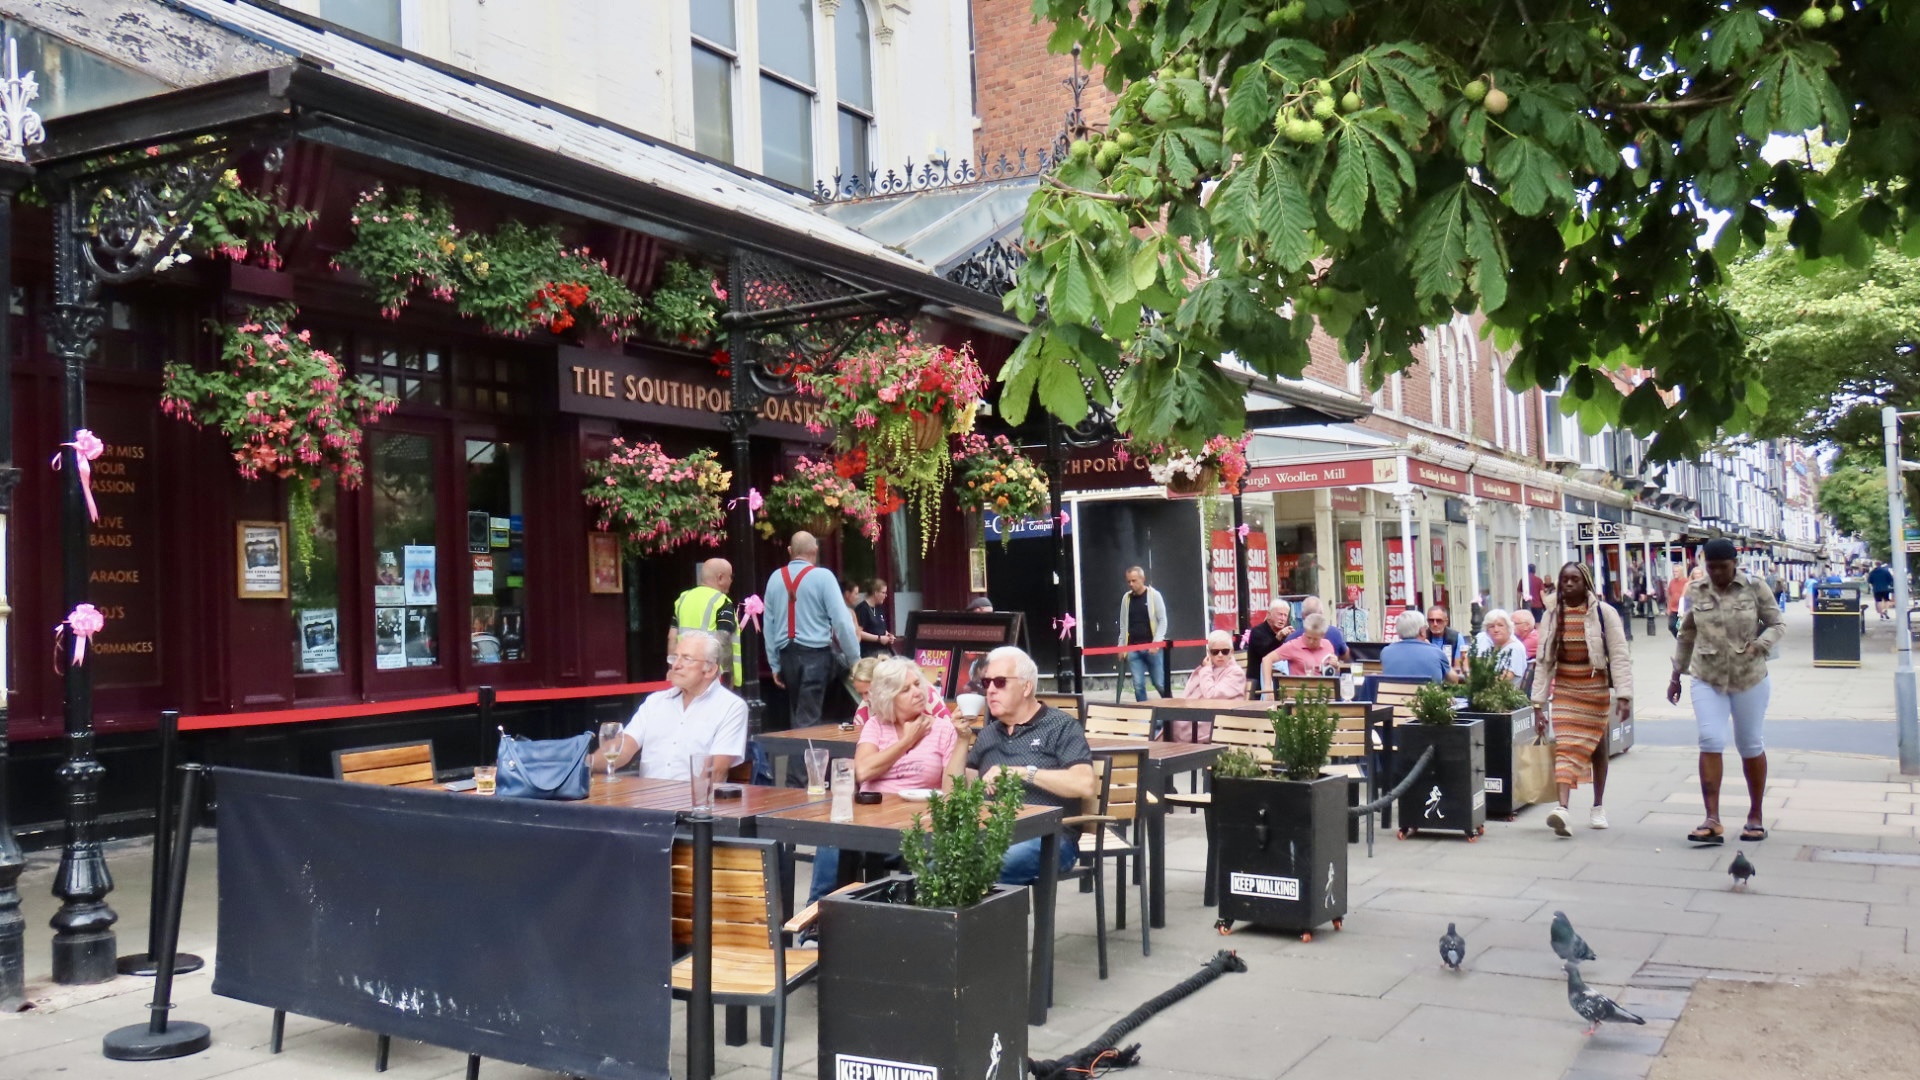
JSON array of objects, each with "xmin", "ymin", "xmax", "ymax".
[
  {"xmin": 1380, "ymin": 611, "xmax": 1460, "ymax": 683},
  {"xmin": 966, "ymin": 646, "xmax": 1097, "ymax": 885},
  {"xmin": 1473, "ymin": 608, "xmax": 1530, "ymax": 679},
  {"xmin": 1283, "ymin": 596, "xmax": 1351, "ymax": 661},
  {"xmin": 1182, "ymin": 630, "xmax": 1248, "ymax": 699},
  {"xmin": 1265, "ymin": 613, "xmax": 1339, "ymax": 682},
  {"xmin": 1512, "ymin": 609, "xmax": 1541, "ymax": 660},
  {"xmin": 603, "ymin": 631, "xmax": 746, "ymax": 781},
  {"xmin": 856, "ymin": 658, "xmax": 971, "ymax": 793}
]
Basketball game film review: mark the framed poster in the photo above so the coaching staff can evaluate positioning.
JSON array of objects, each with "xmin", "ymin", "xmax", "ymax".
[
  {"xmin": 237, "ymin": 521, "xmax": 289, "ymax": 599},
  {"xmin": 587, "ymin": 533, "xmax": 623, "ymax": 594},
  {"xmin": 968, "ymin": 547, "xmax": 988, "ymax": 593}
]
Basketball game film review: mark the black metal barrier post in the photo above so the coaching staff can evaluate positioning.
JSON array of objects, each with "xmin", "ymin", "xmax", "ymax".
[
  {"xmin": 117, "ymin": 711, "xmax": 204, "ymax": 977},
  {"xmin": 688, "ymin": 810, "xmax": 715, "ymax": 1080},
  {"xmin": 477, "ymin": 686, "xmax": 495, "ymax": 761},
  {"xmin": 103, "ymin": 764, "xmax": 211, "ymax": 1060}
]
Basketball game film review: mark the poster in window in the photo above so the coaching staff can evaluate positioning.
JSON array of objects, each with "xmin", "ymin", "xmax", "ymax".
[
  {"xmin": 498, "ymin": 607, "xmax": 525, "ymax": 661},
  {"xmin": 404, "ymin": 606, "xmax": 439, "ymax": 666},
  {"xmin": 374, "ymin": 607, "xmax": 406, "ymax": 670},
  {"xmin": 915, "ymin": 648, "xmax": 955, "ymax": 698},
  {"xmin": 298, "ymin": 608, "xmax": 340, "ymax": 674},
  {"xmin": 587, "ymin": 532, "xmax": 623, "ymax": 594},
  {"xmin": 236, "ymin": 521, "xmax": 289, "ymax": 599},
  {"xmin": 490, "ymin": 516, "xmax": 511, "ymax": 548},
  {"xmin": 471, "ymin": 604, "xmax": 502, "ymax": 665},
  {"xmin": 404, "ymin": 544, "xmax": 438, "ymax": 605},
  {"xmin": 473, "ymin": 554, "xmax": 495, "ymax": 596},
  {"xmin": 374, "ymin": 550, "xmax": 405, "ymax": 606},
  {"xmin": 467, "ymin": 511, "xmax": 492, "ymax": 554}
]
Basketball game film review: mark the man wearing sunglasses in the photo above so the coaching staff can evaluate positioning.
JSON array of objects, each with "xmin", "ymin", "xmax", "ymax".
[
  {"xmin": 1183, "ymin": 630, "xmax": 1247, "ymax": 699},
  {"xmin": 963, "ymin": 647, "xmax": 1096, "ymax": 885}
]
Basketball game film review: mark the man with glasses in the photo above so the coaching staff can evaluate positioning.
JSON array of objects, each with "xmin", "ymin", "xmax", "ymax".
[
  {"xmin": 1426, "ymin": 605, "xmax": 1466, "ymax": 671},
  {"xmin": 603, "ymin": 631, "xmax": 746, "ymax": 782},
  {"xmin": 962, "ymin": 647, "xmax": 1096, "ymax": 885},
  {"xmin": 1183, "ymin": 629, "xmax": 1248, "ymax": 699}
]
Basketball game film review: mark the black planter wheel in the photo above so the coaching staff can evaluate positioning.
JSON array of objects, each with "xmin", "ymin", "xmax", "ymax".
[
  {"xmin": 1214, "ymin": 917, "xmax": 1234, "ymax": 935},
  {"xmin": 1332, "ymin": 918, "xmax": 1343, "ymax": 931},
  {"xmin": 1300, "ymin": 931, "xmax": 1312, "ymax": 942}
]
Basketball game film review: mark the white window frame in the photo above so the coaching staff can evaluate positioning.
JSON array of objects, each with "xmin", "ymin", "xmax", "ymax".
[{"xmin": 690, "ymin": 0, "xmax": 745, "ymax": 165}]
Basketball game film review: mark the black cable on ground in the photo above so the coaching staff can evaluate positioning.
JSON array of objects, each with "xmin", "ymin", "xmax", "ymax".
[
  {"xmin": 1348, "ymin": 744, "xmax": 1436, "ymax": 817},
  {"xmin": 1027, "ymin": 950, "xmax": 1249, "ymax": 1080}
]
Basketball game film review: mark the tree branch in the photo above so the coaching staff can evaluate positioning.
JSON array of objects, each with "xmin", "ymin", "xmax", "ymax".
[
  {"xmin": 1610, "ymin": 95, "xmax": 1734, "ymax": 113},
  {"xmin": 1043, "ymin": 173, "xmax": 1137, "ymax": 204}
]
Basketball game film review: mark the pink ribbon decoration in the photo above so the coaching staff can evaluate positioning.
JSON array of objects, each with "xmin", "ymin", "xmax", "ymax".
[
  {"xmin": 729, "ymin": 488, "xmax": 764, "ymax": 514},
  {"xmin": 52, "ymin": 429, "xmax": 106, "ymax": 523},
  {"xmin": 740, "ymin": 594, "xmax": 765, "ymax": 631},
  {"xmin": 1054, "ymin": 613, "xmax": 1077, "ymax": 640},
  {"xmin": 1058, "ymin": 509, "xmax": 1072, "ymax": 528},
  {"xmin": 1235, "ymin": 523, "xmax": 1251, "ymax": 540},
  {"xmin": 55, "ymin": 603, "xmax": 107, "ymax": 671},
  {"xmin": 1238, "ymin": 629, "xmax": 1252, "ymax": 649}
]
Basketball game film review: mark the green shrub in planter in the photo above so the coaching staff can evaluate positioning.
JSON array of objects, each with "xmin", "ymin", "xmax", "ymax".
[
  {"xmin": 1464, "ymin": 639, "xmax": 1530, "ymax": 713},
  {"xmin": 1409, "ymin": 681, "xmax": 1458, "ymax": 726},
  {"xmin": 1268, "ymin": 688, "xmax": 1338, "ymax": 780},
  {"xmin": 899, "ymin": 773, "xmax": 1025, "ymax": 909},
  {"xmin": 1212, "ymin": 746, "xmax": 1267, "ymax": 779}
]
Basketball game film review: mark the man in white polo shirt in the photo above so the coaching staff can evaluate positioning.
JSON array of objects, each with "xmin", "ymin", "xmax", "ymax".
[{"xmin": 603, "ymin": 630, "xmax": 747, "ymax": 782}]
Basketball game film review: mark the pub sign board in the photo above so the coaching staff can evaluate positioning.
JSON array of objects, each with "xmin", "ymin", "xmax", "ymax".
[
  {"xmin": 555, "ymin": 345, "xmax": 825, "ymax": 441},
  {"xmin": 902, "ymin": 611, "xmax": 1026, "ymax": 699}
]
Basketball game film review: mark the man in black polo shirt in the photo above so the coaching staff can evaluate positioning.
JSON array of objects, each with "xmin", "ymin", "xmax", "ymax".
[{"xmin": 966, "ymin": 646, "xmax": 1097, "ymax": 885}]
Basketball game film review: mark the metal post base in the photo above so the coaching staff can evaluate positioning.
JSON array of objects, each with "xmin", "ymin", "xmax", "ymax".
[
  {"xmin": 102, "ymin": 1020, "xmax": 211, "ymax": 1060},
  {"xmin": 51, "ymin": 929, "xmax": 117, "ymax": 985},
  {"xmin": 115, "ymin": 952, "xmax": 205, "ymax": 977}
]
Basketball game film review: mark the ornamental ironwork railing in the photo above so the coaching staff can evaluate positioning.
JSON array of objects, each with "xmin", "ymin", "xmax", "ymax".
[{"xmin": 815, "ymin": 145, "xmax": 1065, "ymax": 202}]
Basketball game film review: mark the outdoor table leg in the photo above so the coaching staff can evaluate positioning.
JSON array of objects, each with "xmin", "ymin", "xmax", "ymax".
[
  {"xmin": 725, "ymin": 1006, "xmax": 748, "ymax": 1047},
  {"xmin": 1028, "ymin": 831, "xmax": 1059, "ymax": 1026},
  {"xmin": 1148, "ymin": 763, "xmax": 1169, "ymax": 929}
]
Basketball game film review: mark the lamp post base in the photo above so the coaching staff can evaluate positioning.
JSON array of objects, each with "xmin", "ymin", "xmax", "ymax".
[
  {"xmin": 115, "ymin": 952, "xmax": 205, "ymax": 977},
  {"xmin": 102, "ymin": 1020, "xmax": 211, "ymax": 1061},
  {"xmin": 50, "ymin": 929, "xmax": 117, "ymax": 985}
]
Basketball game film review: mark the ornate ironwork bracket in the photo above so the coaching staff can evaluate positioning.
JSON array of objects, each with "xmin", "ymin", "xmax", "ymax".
[{"xmin": 943, "ymin": 236, "xmax": 1026, "ymax": 299}]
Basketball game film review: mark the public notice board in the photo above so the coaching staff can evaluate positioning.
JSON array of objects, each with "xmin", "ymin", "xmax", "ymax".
[{"xmin": 211, "ymin": 769, "xmax": 676, "ymax": 1080}]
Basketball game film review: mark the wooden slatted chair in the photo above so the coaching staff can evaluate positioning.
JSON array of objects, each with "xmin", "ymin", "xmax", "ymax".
[
  {"xmin": 1369, "ymin": 676, "xmax": 1432, "ymax": 727},
  {"xmin": 1085, "ymin": 703, "xmax": 1154, "ymax": 740},
  {"xmin": 671, "ymin": 837, "xmax": 819, "ymax": 1080},
  {"xmin": 1252, "ymin": 674, "xmax": 1343, "ymax": 700},
  {"xmin": 330, "ymin": 742, "xmax": 438, "ymax": 788},
  {"xmin": 1061, "ymin": 748, "xmax": 1151, "ymax": 978},
  {"xmin": 1038, "ymin": 692, "xmax": 1086, "ymax": 721}
]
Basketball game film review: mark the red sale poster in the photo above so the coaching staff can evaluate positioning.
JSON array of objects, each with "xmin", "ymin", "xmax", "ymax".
[
  {"xmin": 1386, "ymin": 539, "xmax": 1410, "ymax": 606},
  {"xmin": 1208, "ymin": 530, "xmax": 1271, "ymax": 631}
]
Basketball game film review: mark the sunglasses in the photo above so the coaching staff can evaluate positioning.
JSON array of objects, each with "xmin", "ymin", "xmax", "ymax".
[
  {"xmin": 981, "ymin": 676, "xmax": 1022, "ymax": 689},
  {"xmin": 1208, "ymin": 648, "xmax": 1232, "ymax": 656}
]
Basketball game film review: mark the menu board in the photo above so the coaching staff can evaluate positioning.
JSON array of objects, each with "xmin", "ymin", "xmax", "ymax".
[
  {"xmin": 86, "ymin": 396, "xmax": 161, "ymax": 689},
  {"xmin": 902, "ymin": 611, "xmax": 1026, "ymax": 698}
]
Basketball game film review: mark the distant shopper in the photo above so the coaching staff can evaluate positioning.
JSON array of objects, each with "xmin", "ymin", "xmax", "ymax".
[
  {"xmin": 1670, "ymin": 538, "xmax": 1786, "ymax": 846},
  {"xmin": 763, "ymin": 532, "xmax": 863, "ymax": 731},
  {"xmin": 1870, "ymin": 562, "xmax": 1896, "ymax": 620},
  {"xmin": 1380, "ymin": 610, "xmax": 1454, "ymax": 683},
  {"xmin": 1665, "ymin": 566, "xmax": 1689, "ymax": 638},
  {"xmin": 1520, "ymin": 564, "xmax": 1546, "ymax": 622},
  {"xmin": 855, "ymin": 578, "xmax": 897, "ymax": 658},
  {"xmin": 967, "ymin": 595, "xmax": 995, "ymax": 612},
  {"xmin": 1531, "ymin": 562, "xmax": 1633, "ymax": 838},
  {"xmin": 1117, "ymin": 566, "xmax": 1170, "ymax": 700},
  {"xmin": 1245, "ymin": 600, "xmax": 1293, "ymax": 694},
  {"xmin": 1184, "ymin": 630, "xmax": 1248, "ymax": 699}
]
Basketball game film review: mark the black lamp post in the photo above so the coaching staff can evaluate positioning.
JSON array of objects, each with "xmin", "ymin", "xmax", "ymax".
[
  {"xmin": 0, "ymin": 153, "xmax": 31, "ymax": 1007},
  {"xmin": 722, "ymin": 252, "xmax": 767, "ymax": 738}
]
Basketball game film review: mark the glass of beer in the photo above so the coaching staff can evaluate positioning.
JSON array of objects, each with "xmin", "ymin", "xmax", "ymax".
[
  {"xmin": 689, "ymin": 755, "xmax": 715, "ymax": 812},
  {"xmin": 599, "ymin": 722, "xmax": 624, "ymax": 779},
  {"xmin": 804, "ymin": 747, "xmax": 832, "ymax": 795},
  {"xmin": 472, "ymin": 766, "xmax": 496, "ymax": 796}
]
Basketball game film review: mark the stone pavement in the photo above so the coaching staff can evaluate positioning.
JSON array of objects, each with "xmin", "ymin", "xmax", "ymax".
[{"xmin": 7, "ymin": 741, "xmax": 1920, "ymax": 1079}]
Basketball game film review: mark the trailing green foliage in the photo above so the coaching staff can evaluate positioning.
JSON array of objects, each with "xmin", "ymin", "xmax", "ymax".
[
  {"xmin": 900, "ymin": 774, "xmax": 1026, "ymax": 909},
  {"xmin": 1268, "ymin": 686, "xmax": 1337, "ymax": 780},
  {"xmin": 1006, "ymin": 0, "xmax": 1920, "ymax": 461},
  {"xmin": 1409, "ymin": 680, "xmax": 1459, "ymax": 727}
]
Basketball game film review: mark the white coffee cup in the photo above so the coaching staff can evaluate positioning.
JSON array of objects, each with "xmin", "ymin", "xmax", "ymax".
[{"xmin": 955, "ymin": 693, "xmax": 986, "ymax": 719}]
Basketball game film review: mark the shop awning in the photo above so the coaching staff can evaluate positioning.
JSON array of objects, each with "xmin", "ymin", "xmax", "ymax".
[{"xmin": 29, "ymin": 0, "xmax": 1026, "ymax": 338}]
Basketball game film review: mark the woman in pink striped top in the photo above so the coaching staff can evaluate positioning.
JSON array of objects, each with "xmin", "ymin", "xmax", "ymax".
[{"xmin": 854, "ymin": 658, "xmax": 971, "ymax": 793}]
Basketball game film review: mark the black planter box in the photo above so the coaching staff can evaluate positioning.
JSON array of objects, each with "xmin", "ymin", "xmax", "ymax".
[
  {"xmin": 1211, "ymin": 773, "xmax": 1348, "ymax": 937},
  {"xmin": 1457, "ymin": 706, "xmax": 1535, "ymax": 819},
  {"xmin": 819, "ymin": 876, "xmax": 1029, "ymax": 1080},
  {"xmin": 1396, "ymin": 719, "xmax": 1487, "ymax": 839}
]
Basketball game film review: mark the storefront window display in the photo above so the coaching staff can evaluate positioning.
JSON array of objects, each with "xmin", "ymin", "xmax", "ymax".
[
  {"xmin": 292, "ymin": 481, "xmax": 343, "ymax": 675},
  {"xmin": 466, "ymin": 439, "xmax": 528, "ymax": 665},
  {"xmin": 371, "ymin": 432, "xmax": 441, "ymax": 670}
]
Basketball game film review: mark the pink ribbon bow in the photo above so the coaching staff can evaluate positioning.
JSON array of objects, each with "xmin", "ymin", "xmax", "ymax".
[
  {"xmin": 1235, "ymin": 523, "xmax": 1251, "ymax": 540},
  {"xmin": 1054, "ymin": 613, "xmax": 1077, "ymax": 640},
  {"xmin": 55, "ymin": 603, "xmax": 107, "ymax": 671},
  {"xmin": 52, "ymin": 429, "xmax": 106, "ymax": 523},
  {"xmin": 729, "ymin": 488, "xmax": 764, "ymax": 514},
  {"xmin": 1238, "ymin": 629, "xmax": 1252, "ymax": 649},
  {"xmin": 740, "ymin": 594, "xmax": 765, "ymax": 631},
  {"xmin": 1058, "ymin": 509, "xmax": 1072, "ymax": 528}
]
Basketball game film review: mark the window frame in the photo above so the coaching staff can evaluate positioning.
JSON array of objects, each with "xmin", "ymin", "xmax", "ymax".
[{"xmin": 691, "ymin": 0, "xmax": 743, "ymax": 163}]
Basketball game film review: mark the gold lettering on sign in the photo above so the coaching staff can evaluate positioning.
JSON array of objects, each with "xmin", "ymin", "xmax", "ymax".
[{"xmin": 91, "ymin": 569, "xmax": 141, "ymax": 584}]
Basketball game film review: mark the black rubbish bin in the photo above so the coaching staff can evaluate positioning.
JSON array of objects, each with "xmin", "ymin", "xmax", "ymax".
[{"xmin": 1813, "ymin": 584, "xmax": 1863, "ymax": 668}]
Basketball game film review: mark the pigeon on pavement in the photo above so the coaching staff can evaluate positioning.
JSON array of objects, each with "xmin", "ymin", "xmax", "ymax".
[
  {"xmin": 1565, "ymin": 961, "xmax": 1646, "ymax": 1035},
  {"xmin": 1551, "ymin": 911, "xmax": 1597, "ymax": 963},
  {"xmin": 1729, "ymin": 850, "xmax": 1756, "ymax": 891},
  {"xmin": 1439, "ymin": 923, "xmax": 1466, "ymax": 971}
]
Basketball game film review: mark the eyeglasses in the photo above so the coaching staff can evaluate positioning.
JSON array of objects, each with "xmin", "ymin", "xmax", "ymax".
[
  {"xmin": 981, "ymin": 676, "xmax": 1023, "ymax": 689},
  {"xmin": 665, "ymin": 654, "xmax": 713, "ymax": 668},
  {"xmin": 1208, "ymin": 648, "xmax": 1232, "ymax": 656}
]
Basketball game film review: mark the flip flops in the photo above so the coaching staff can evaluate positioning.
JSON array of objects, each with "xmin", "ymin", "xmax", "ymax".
[
  {"xmin": 1687, "ymin": 822, "xmax": 1725, "ymax": 845},
  {"xmin": 1740, "ymin": 823, "xmax": 1768, "ymax": 842}
]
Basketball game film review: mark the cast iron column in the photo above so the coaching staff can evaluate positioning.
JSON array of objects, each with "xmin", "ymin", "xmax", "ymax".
[
  {"xmin": 47, "ymin": 182, "xmax": 116, "ymax": 983},
  {"xmin": 1045, "ymin": 417, "xmax": 1079, "ymax": 692},
  {"xmin": 0, "ymin": 156, "xmax": 29, "ymax": 1006},
  {"xmin": 1232, "ymin": 493, "xmax": 1250, "ymax": 638},
  {"xmin": 722, "ymin": 254, "xmax": 764, "ymax": 735}
]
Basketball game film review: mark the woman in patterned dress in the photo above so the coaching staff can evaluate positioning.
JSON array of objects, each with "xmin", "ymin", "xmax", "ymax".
[{"xmin": 1530, "ymin": 561, "xmax": 1634, "ymax": 837}]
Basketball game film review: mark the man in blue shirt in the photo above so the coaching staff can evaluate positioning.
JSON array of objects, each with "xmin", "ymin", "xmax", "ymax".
[
  {"xmin": 1869, "ymin": 562, "xmax": 1897, "ymax": 620},
  {"xmin": 1380, "ymin": 610, "xmax": 1457, "ymax": 683},
  {"xmin": 1283, "ymin": 596, "xmax": 1350, "ymax": 661},
  {"xmin": 762, "ymin": 531, "xmax": 863, "ymax": 731}
]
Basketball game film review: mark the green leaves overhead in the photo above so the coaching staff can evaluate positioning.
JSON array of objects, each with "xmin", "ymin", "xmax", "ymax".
[{"xmin": 1003, "ymin": 0, "xmax": 1920, "ymax": 461}]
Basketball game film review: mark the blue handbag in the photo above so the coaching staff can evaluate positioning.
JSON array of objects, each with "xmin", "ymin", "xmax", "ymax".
[{"xmin": 494, "ymin": 728, "xmax": 592, "ymax": 800}]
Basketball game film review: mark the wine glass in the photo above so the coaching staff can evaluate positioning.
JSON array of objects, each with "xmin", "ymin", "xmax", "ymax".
[{"xmin": 599, "ymin": 722, "xmax": 625, "ymax": 780}]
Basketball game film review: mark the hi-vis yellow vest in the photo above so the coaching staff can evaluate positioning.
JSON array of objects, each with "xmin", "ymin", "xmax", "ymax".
[{"xmin": 674, "ymin": 585, "xmax": 742, "ymax": 684}]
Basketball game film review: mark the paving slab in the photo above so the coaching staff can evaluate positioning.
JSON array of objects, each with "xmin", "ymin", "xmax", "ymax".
[{"xmin": 1648, "ymin": 935, "xmax": 1862, "ymax": 977}]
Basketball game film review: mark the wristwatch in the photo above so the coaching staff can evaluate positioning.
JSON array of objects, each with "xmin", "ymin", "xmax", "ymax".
[{"xmin": 1024, "ymin": 764, "xmax": 1039, "ymax": 783}]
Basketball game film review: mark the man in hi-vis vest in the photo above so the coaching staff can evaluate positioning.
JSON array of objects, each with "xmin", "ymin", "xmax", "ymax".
[{"xmin": 670, "ymin": 559, "xmax": 741, "ymax": 685}]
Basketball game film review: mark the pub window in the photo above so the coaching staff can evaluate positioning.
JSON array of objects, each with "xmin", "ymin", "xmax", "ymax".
[
  {"xmin": 465, "ymin": 439, "xmax": 528, "ymax": 665},
  {"xmin": 319, "ymin": 0, "xmax": 402, "ymax": 44},
  {"xmin": 0, "ymin": 19, "xmax": 167, "ymax": 120},
  {"xmin": 357, "ymin": 334, "xmax": 447, "ymax": 406},
  {"xmin": 835, "ymin": 0, "xmax": 875, "ymax": 187},
  {"xmin": 759, "ymin": 0, "xmax": 817, "ymax": 188},
  {"xmin": 371, "ymin": 432, "xmax": 441, "ymax": 670},
  {"xmin": 292, "ymin": 481, "xmax": 344, "ymax": 675},
  {"xmin": 692, "ymin": 0, "xmax": 739, "ymax": 162},
  {"xmin": 453, "ymin": 349, "xmax": 532, "ymax": 415}
]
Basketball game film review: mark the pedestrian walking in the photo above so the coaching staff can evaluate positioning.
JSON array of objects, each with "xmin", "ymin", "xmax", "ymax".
[
  {"xmin": 1520, "ymin": 563, "xmax": 1547, "ymax": 623},
  {"xmin": 669, "ymin": 557, "xmax": 742, "ymax": 685},
  {"xmin": 1117, "ymin": 566, "xmax": 1170, "ymax": 700},
  {"xmin": 1668, "ymin": 538, "xmax": 1786, "ymax": 845},
  {"xmin": 1665, "ymin": 565, "xmax": 1688, "ymax": 638},
  {"xmin": 854, "ymin": 578, "xmax": 897, "ymax": 657},
  {"xmin": 1869, "ymin": 561, "xmax": 1896, "ymax": 620},
  {"xmin": 1530, "ymin": 561, "xmax": 1633, "ymax": 837},
  {"xmin": 763, "ymin": 531, "xmax": 862, "ymax": 732}
]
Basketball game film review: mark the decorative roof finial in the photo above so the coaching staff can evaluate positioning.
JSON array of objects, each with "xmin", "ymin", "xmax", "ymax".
[{"xmin": 0, "ymin": 37, "xmax": 45, "ymax": 163}]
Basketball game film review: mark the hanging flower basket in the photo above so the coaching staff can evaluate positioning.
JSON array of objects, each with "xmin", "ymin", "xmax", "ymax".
[
  {"xmin": 160, "ymin": 304, "xmax": 398, "ymax": 578},
  {"xmin": 757, "ymin": 456, "xmax": 881, "ymax": 543},
  {"xmin": 802, "ymin": 513, "xmax": 842, "ymax": 537},
  {"xmin": 581, "ymin": 439, "xmax": 731, "ymax": 557},
  {"xmin": 1165, "ymin": 463, "xmax": 1220, "ymax": 496},
  {"xmin": 953, "ymin": 433, "xmax": 1051, "ymax": 549},
  {"xmin": 911, "ymin": 411, "xmax": 948, "ymax": 453},
  {"xmin": 1127, "ymin": 434, "xmax": 1252, "ymax": 498}
]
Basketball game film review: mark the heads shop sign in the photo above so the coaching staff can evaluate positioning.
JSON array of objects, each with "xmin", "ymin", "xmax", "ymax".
[{"xmin": 555, "ymin": 346, "xmax": 824, "ymax": 440}]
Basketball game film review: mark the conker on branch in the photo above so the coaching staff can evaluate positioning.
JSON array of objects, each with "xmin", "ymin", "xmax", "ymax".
[
  {"xmin": 1341, "ymin": 91, "xmax": 1363, "ymax": 113},
  {"xmin": 1800, "ymin": 5, "xmax": 1826, "ymax": 29},
  {"xmin": 1312, "ymin": 96, "xmax": 1337, "ymax": 120},
  {"xmin": 1463, "ymin": 79, "xmax": 1489, "ymax": 103},
  {"xmin": 1483, "ymin": 88, "xmax": 1510, "ymax": 115}
]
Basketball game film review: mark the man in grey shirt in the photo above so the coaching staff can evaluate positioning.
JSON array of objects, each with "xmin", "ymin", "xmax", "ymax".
[{"xmin": 762, "ymin": 531, "xmax": 862, "ymax": 731}]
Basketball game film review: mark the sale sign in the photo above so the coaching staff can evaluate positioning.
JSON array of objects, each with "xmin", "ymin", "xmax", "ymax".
[
  {"xmin": 1386, "ymin": 539, "xmax": 1410, "ymax": 606},
  {"xmin": 1343, "ymin": 539, "xmax": 1365, "ymax": 586},
  {"xmin": 1209, "ymin": 530, "xmax": 1271, "ymax": 631}
]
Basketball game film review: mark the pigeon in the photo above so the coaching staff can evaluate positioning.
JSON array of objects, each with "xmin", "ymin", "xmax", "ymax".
[
  {"xmin": 1439, "ymin": 923, "xmax": 1466, "ymax": 971},
  {"xmin": 1729, "ymin": 850, "xmax": 1756, "ymax": 890},
  {"xmin": 1551, "ymin": 910, "xmax": 1597, "ymax": 963},
  {"xmin": 1564, "ymin": 961, "xmax": 1646, "ymax": 1035}
]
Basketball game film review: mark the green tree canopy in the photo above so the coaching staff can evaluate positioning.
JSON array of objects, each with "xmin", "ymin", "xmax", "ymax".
[
  {"xmin": 1816, "ymin": 449, "xmax": 1892, "ymax": 560},
  {"xmin": 1001, "ymin": 0, "xmax": 1920, "ymax": 461}
]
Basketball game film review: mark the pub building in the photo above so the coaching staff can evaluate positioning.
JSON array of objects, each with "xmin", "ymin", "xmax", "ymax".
[{"xmin": 0, "ymin": 9, "xmax": 1030, "ymax": 846}]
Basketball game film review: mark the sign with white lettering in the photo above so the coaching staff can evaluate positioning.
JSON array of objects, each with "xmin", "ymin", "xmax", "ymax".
[
  {"xmin": 1577, "ymin": 522, "xmax": 1623, "ymax": 542},
  {"xmin": 1241, "ymin": 457, "xmax": 1398, "ymax": 493},
  {"xmin": 554, "ymin": 345, "xmax": 824, "ymax": 439},
  {"xmin": 1470, "ymin": 475, "xmax": 1522, "ymax": 504},
  {"xmin": 835, "ymin": 1053, "xmax": 938, "ymax": 1080},
  {"xmin": 1409, "ymin": 459, "xmax": 1467, "ymax": 494},
  {"xmin": 1228, "ymin": 872, "xmax": 1300, "ymax": 900}
]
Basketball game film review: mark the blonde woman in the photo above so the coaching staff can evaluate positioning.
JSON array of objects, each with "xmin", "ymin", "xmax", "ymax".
[
  {"xmin": 1531, "ymin": 561, "xmax": 1633, "ymax": 836},
  {"xmin": 854, "ymin": 658, "xmax": 969, "ymax": 793}
]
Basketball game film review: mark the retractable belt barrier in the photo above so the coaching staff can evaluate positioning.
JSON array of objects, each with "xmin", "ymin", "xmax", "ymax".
[{"xmin": 178, "ymin": 681, "xmax": 670, "ymax": 732}]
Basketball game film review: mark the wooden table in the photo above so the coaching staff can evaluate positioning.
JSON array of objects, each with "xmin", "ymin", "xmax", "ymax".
[
  {"xmin": 753, "ymin": 723, "xmax": 862, "ymax": 786},
  {"xmin": 754, "ymin": 795, "xmax": 1065, "ymax": 1026},
  {"xmin": 1087, "ymin": 738, "xmax": 1224, "ymax": 929},
  {"xmin": 579, "ymin": 774, "xmax": 824, "ymax": 835}
]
